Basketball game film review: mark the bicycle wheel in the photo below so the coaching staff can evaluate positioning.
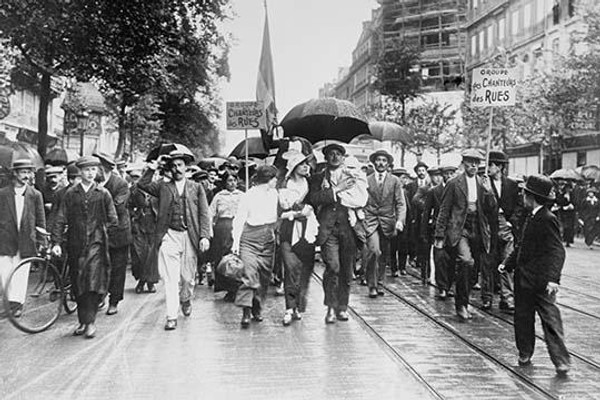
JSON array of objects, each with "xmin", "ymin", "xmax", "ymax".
[
  {"xmin": 59, "ymin": 258, "xmax": 77, "ymax": 314},
  {"xmin": 2, "ymin": 257, "xmax": 63, "ymax": 334}
]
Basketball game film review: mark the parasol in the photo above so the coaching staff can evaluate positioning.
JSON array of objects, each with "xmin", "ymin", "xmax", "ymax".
[
  {"xmin": 368, "ymin": 121, "xmax": 410, "ymax": 144},
  {"xmin": 280, "ymin": 97, "xmax": 370, "ymax": 144},
  {"xmin": 549, "ymin": 168, "xmax": 582, "ymax": 181}
]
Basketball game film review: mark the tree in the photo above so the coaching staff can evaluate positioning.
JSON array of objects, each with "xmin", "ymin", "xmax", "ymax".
[
  {"xmin": 404, "ymin": 100, "xmax": 460, "ymax": 163},
  {"xmin": 372, "ymin": 38, "xmax": 422, "ymax": 123}
]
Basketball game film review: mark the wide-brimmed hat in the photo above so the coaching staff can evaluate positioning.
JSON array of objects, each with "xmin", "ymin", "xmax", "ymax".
[
  {"xmin": 45, "ymin": 166, "xmax": 64, "ymax": 176},
  {"xmin": 462, "ymin": 148, "xmax": 485, "ymax": 161},
  {"xmin": 428, "ymin": 166, "xmax": 442, "ymax": 175},
  {"xmin": 283, "ymin": 150, "xmax": 311, "ymax": 179},
  {"xmin": 93, "ymin": 152, "xmax": 116, "ymax": 168},
  {"xmin": 488, "ymin": 150, "xmax": 508, "ymax": 164},
  {"xmin": 522, "ymin": 175, "xmax": 556, "ymax": 201},
  {"xmin": 76, "ymin": 155, "xmax": 101, "ymax": 169},
  {"xmin": 369, "ymin": 149, "xmax": 394, "ymax": 165},
  {"xmin": 322, "ymin": 143, "xmax": 346, "ymax": 157},
  {"xmin": 11, "ymin": 159, "xmax": 36, "ymax": 171},
  {"xmin": 413, "ymin": 161, "xmax": 429, "ymax": 172}
]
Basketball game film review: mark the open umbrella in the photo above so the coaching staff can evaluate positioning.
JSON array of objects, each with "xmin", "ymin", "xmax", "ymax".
[
  {"xmin": 198, "ymin": 156, "xmax": 228, "ymax": 170},
  {"xmin": 368, "ymin": 121, "xmax": 410, "ymax": 144},
  {"xmin": 0, "ymin": 142, "xmax": 44, "ymax": 170},
  {"xmin": 45, "ymin": 148, "xmax": 79, "ymax": 166},
  {"xmin": 550, "ymin": 168, "xmax": 582, "ymax": 181},
  {"xmin": 229, "ymin": 137, "xmax": 270, "ymax": 159},
  {"xmin": 576, "ymin": 165, "xmax": 600, "ymax": 182},
  {"xmin": 280, "ymin": 97, "xmax": 370, "ymax": 144},
  {"xmin": 146, "ymin": 143, "xmax": 195, "ymax": 163}
]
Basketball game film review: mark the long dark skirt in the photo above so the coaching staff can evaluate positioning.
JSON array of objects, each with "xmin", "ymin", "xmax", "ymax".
[
  {"xmin": 282, "ymin": 239, "xmax": 315, "ymax": 312},
  {"xmin": 131, "ymin": 231, "xmax": 159, "ymax": 284},
  {"xmin": 212, "ymin": 218, "xmax": 240, "ymax": 293},
  {"xmin": 235, "ymin": 223, "xmax": 276, "ymax": 310}
]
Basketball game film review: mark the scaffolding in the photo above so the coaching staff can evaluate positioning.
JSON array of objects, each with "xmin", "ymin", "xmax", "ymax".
[{"xmin": 379, "ymin": 0, "xmax": 467, "ymax": 91}]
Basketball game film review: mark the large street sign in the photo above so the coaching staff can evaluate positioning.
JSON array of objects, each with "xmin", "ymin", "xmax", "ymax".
[
  {"xmin": 226, "ymin": 101, "xmax": 267, "ymax": 130},
  {"xmin": 470, "ymin": 68, "xmax": 518, "ymax": 107}
]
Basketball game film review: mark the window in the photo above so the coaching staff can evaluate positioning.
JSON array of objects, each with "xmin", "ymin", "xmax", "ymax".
[
  {"xmin": 524, "ymin": 3, "xmax": 532, "ymax": 29},
  {"xmin": 498, "ymin": 17, "xmax": 506, "ymax": 41},
  {"xmin": 552, "ymin": 0, "xmax": 560, "ymax": 25},
  {"xmin": 471, "ymin": 34, "xmax": 477, "ymax": 56},
  {"xmin": 536, "ymin": 0, "xmax": 546, "ymax": 23},
  {"xmin": 473, "ymin": 0, "xmax": 479, "ymax": 10},
  {"xmin": 577, "ymin": 151, "xmax": 587, "ymax": 167},
  {"xmin": 487, "ymin": 25, "xmax": 494, "ymax": 49},
  {"xmin": 479, "ymin": 31, "xmax": 485, "ymax": 54},
  {"xmin": 511, "ymin": 9, "xmax": 519, "ymax": 35}
]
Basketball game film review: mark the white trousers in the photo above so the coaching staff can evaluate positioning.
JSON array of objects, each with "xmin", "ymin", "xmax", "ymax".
[
  {"xmin": 0, "ymin": 253, "xmax": 28, "ymax": 304},
  {"xmin": 158, "ymin": 229, "xmax": 197, "ymax": 320}
]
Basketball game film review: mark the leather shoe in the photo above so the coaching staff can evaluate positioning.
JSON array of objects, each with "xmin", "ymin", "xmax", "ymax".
[
  {"xmin": 164, "ymin": 319, "xmax": 177, "ymax": 331},
  {"xmin": 376, "ymin": 286, "xmax": 385, "ymax": 296},
  {"xmin": 456, "ymin": 306, "xmax": 469, "ymax": 321},
  {"xmin": 391, "ymin": 271, "xmax": 399, "ymax": 278},
  {"xmin": 368, "ymin": 287, "xmax": 378, "ymax": 298},
  {"xmin": 292, "ymin": 309, "xmax": 302, "ymax": 320},
  {"xmin": 499, "ymin": 302, "xmax": 514, "ymax": 313},
  {"xmin": 518, "ymin": 355, "xmax": 532, "ymax": 366},
  {"xmin": 85, "ymin": 323, "xmax": 97, "ymax": 339},
  {"xmin": 181, "ymin": 300, "xmax": 192, "ymax": 317},
  {"xmin": 241, "ymin": 308, "xmax": 251, "ymax": 328},
  {"xmin": 251, "ymin": 312, "xmax": 263, "ymax": 322},
  {"xmin": 437, "ymin": 290, "xmax": 447, "ymax": 300},
  {"xmin": 482, "ymin": 300, "xmax": 492, "ymax": 310},
  {"xmin": 555, "ymin": 363, "xmax": 570, "ymax": 375},
  {"xmin": 106, "ymin": 304, "xmax": 118, "ymax": 315},
  {"xmin": 73, "ymin": 324, "xmax": 86, "ymax": 336},
  {"xmin": 447, "ymin": 290, "xmax": 455, "ymax": 298},
  {"xmin": 400, "ymin": 269, "xmax": 407, "ymax": 276},
  {"xmin": 282, "ymin": 312, "xmax": 293, "ymax": 326},
  {"xmin": 147, "ymin": 283, "xmax": 157, "ymax": 293},
  {"xmin": 135, "ymin": 281, "xmax": 145, "ymax": 294},
  {"xmin": 325, "ymin": 308, "xmax": 336, "ymax": 324},
  {"xmin": 336, "ymin": 310, "xmax": 349, "ymax": 321}
]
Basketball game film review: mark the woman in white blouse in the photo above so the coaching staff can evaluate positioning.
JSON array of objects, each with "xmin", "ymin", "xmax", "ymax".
[
  {"xmin": 232, "ymin": 165, "xmax": 279, "ymax": 328},
  {"xmin": 209, "ymin": 172, "xmax": 244, "ymax": 301}
]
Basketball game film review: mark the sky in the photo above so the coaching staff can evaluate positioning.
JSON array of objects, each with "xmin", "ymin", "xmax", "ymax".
[{"xmin": 219, "ymin": 0, "xmax": 379, "ymax": 154}]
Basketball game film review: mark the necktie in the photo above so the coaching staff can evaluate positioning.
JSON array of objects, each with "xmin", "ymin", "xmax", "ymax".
[{"xmin": 379, "ymin": 173, "xmax": 384, "ymax": 185}]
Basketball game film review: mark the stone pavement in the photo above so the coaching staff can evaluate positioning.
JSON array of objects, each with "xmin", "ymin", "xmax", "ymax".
[{"xmin": 0, "ymin": 268, "xmax": 435, "ymax": 400}]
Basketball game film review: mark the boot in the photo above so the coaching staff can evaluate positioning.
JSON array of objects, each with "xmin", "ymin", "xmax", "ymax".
[{"xmin": 241, "ymin": 307, "xmax": 251, "ymax": 328}]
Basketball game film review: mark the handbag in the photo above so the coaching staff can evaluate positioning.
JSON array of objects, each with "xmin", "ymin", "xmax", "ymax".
[{"xmin": 216, "ymin": 253, "xmax": 244, "ymax": 282}]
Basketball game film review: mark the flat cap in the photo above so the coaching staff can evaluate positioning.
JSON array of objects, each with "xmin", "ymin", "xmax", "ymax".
[
  {"xmin": 461, "ymin": 148, "xmax": 485, "ymax": 161},
  {"xmin": 76, "ymin": 155, "xmax": 101, "ymax": 169}
]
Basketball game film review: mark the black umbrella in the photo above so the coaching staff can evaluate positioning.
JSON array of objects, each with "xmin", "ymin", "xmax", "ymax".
[
  {"xmin": 45, "ymin": 148, "xmax": 79, "ymax": 166},
  {"xmin": 0, "ymin": 142, "xmax": 44, "ymax": 170},
  {"xmin": 146, "ymin": 143, "xmax": 195, "ymax": 163},
  {"xmin": 280, "ymin": 97, "xmax": 370, "ymax": 144},
  {"xmin": 229, "ymin": 137, "xmax": 270, "ymax": 159}
]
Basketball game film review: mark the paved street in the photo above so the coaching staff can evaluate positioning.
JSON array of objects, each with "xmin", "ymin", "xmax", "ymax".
[{"xmin": 1, "ymin": 238, "xmax": 600, "ymax": 400}]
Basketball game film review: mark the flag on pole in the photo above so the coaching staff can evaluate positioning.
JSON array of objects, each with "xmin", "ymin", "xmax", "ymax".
[{"xmin": 256, "ymin": 2, "xmax": 277, "ymax": 129}]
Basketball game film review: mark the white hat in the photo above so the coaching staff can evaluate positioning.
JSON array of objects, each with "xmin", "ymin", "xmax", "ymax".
[{"xmin": 283, "ymin": 150, "xmax": 310, "ymax": 179}]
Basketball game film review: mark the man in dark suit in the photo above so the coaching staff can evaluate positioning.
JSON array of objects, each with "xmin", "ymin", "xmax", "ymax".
[
  {"xmin": 434, "ymin": 149, "xmax": 497, "ymax": 321},
  {"xmin": 310, "ymin": 143, "xmax": 358, "ymax": 324},
  {"xmin": 139, "ymin": 150, "xmax": 211, "ymax": 330},
  {"xmin": 364, "ymin": 150, "xmax": 406, "ymax": 297},
  {"xmin": 422, "ymin": 165, "xmax": 456, "ymax": 299},
  {"xmin": 0, "ymin": 159, "xmax": 46, "ymax": 317},
  {"xmin": 486, "ymin": 150, "xmax": 523, "ymax": 311},
  {"xmin": 405, "ymin": 161, "xmax": 430, "ymax": 264},
  {"xmin": 499, "ymin": 175, "xmax": 570, "ymax": 375},
  {"xmin": 94, "ymin": 152, "xmax": 132, "ymax": 316},
  {"xmin": 390, "ymin": 168, "xmax": 411, "ymax": 277}
]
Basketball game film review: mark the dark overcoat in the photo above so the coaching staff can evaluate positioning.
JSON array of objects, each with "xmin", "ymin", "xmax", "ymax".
[
  {"xmin": 434, "ymin": 172, "xmax": 498, "ymax": 253},
  {"xmin": 104, "ymin": 172, "xmax": 132, "ymax": 248},
  {"xmin": 0, "ymin": 184, "xmax": 46, "ymax": 258},
  {"xmin": 421, "ymin": 183, "xmax": 444, "ymax": 239},
  {"xmin": 505, "ymin": 207, "xmax": 565, "ymax": 291},
  {"xmin": 364, "ymin": 173, "xmax": 406, "ymax": 238},
  {"xmin": 52, "ymin": 183, "xmax": 118, "ymax": 295},
  {"xmin": 137, "ymin": 169, "xmax": 211, "ymax": 255}
]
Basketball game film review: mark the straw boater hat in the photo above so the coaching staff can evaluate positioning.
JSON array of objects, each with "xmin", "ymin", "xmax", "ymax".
[
  {"xmin": 11, "ymin": 159, "xmax": 35, "ymax": 171},
  {"xmin": 93, "ymin": 152, "xmax": 116, "ymax": 168},
  {"xmin": 45, "ymin": 165, "xmax": 64, "ymax": 176},
  {"xmin": 283, "ymin": 150, "xmax": 311, "ymax": 180},
  {"xmin": 369, "ymin": 149, "xmax": 394, "ymax": 165},
  {"xmin": 440, "ymin": 165, "xmax": 458, "ymax": 173},
  {"xmin": 522, "ymin": 175, "xmax": 556, "ymax": 201},
  {"xmin": 75, "ymin": 155, "xmax": 101, "ymax": 169},
  {"xmin": 392, "ymin": 167, "xmax": 409, "ymax": 176},
  {"xmin": 428, "ymin": 166, "xmax": 442, "ymax": 176}
]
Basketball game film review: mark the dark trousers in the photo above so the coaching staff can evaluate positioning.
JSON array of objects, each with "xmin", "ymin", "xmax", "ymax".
[
  {"xmin": 282, "ymin": 240, "xmax": 315, "ymax": 312},
  {"xmin": 452, "ymin": 215, "xmax": 482, "ymax": 310},
  {"xmin": 321, "ymin": 225, "xmax": 356, "ymax": 311},
  {"xmin": 365, "ymin": 228, "xmax": 390, "ymax": 288},
  {"xmin": 108, "ymin": 245, "xmax": 129, "ymax": 304},
  {"xmin": 514, "ymin": 280, "xmax": 570, "ymax": 367},
  {"xmin": 479, "ymin": 251, "xmax": 495, "ymax": 302},
  {"xmin": 434, "ymin": 246, "xmax": 454, "ymax": 291},
  {"xmin": 416, "ymin": 240, "xmax": 431, "ymax": 282},
  {"xmin": 390, "ymin": 230, "xmax": 409, "ymax": 273},
  {"xmin": 77, "ymin": 292, "xmax": 100, "ymax": 324}
]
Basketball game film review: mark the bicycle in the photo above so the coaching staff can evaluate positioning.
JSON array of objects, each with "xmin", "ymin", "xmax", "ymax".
[{"xmin": 1, "ymin": 227, "xmax": 77, "ymax": 334}]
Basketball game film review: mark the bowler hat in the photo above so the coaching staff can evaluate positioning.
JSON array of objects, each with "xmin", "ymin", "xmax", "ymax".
[
  {"xmin": 322, "ymin": 143, "xmax": 346, "ymax": 157},
  {"xmin": 413, "ymin": 161, "xmax": 429, "ymax": 172},
  {"xmin": 489, "ymin": 150, "xmax": 509, "ymax": 164},
  {"xmin": 369, "ymin": 149, "xmax": 394, "ymax": 165},
  {"xmin": 461, "ymin": 148, "xmax": 485, "ymax": 161},
  {"xmin": 522, "ymin": 175, "xmax": 556, "ymax": 201},
  {"xmin": 66, "ymin": 163, "xmax": 81, "ymax": 178},
  {"xmin": 93, "ymin": 152, "xmax": 116, "ymax": 168},
  {"xmin": 11, "ymin": 159, "xmax": 35, "ymax": 171},
  {"xmin": 76, "ymin": 155, "xmax": 101, "ymax": 169}
]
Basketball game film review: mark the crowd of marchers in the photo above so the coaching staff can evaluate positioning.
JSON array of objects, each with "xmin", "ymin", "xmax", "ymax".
[{"xmin": 3, "ymin": 139, "xmax": 598, "ymax": 377}]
